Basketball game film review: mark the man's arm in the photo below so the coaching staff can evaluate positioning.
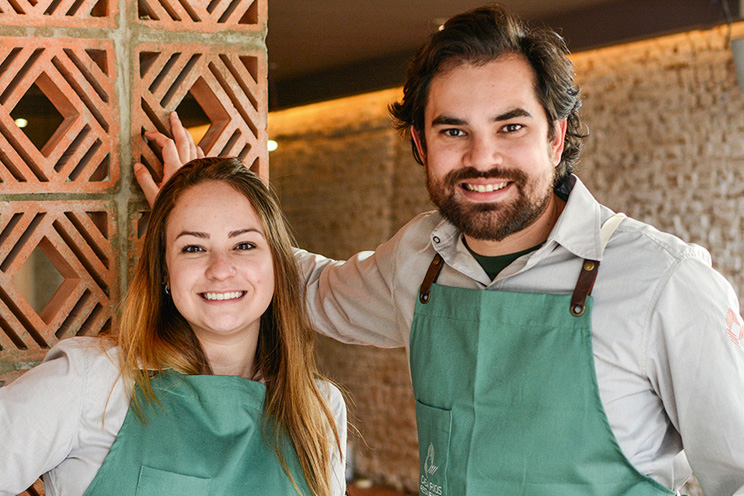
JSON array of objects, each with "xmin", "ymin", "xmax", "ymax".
[
  {"xmin": 296, "ymin": 235, "xmax": 408, "ymax": 348},
  {"xmin": 648, "ymin": 257, "xmax": 744, "ymax": 495}
]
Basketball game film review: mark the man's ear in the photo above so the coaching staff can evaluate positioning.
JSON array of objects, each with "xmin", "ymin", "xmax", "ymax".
[
  {"xmin": 411, "ymin": 126, "xmax": 427, "ymax": 164},
  {"xmin": 550, "ymin": 119, "xmax": 567, "ymax": 167}
]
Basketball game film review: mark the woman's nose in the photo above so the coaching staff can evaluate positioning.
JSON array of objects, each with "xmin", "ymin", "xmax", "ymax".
[{"xmin": 205, "ymin": 253, "xmax": 236, "ymax": 280}]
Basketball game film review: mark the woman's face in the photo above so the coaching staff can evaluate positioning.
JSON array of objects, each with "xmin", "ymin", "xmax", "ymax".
[{"xmin": 164, "ymin": 181, "xmax": 275, "ymax": 345}]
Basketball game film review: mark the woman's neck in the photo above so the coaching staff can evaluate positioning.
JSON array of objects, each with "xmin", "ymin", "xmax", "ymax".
[{"xmin": 198, "ymin": 331, "xmax": 259, "ymax": 379}]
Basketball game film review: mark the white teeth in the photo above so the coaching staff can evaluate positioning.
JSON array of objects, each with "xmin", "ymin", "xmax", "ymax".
[
  {"xmin": 463, "ymin": 182, "xmax": 508, "ymax": 192},
  {"xmin": 202, "ymin": 291, "xmax": 244, "ymax": 301}
]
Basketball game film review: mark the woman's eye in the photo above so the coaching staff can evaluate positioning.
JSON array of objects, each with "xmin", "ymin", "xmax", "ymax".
[
  {"xmin": 235, "ymin": 242, "xmax": 256, "ymax": 251},
  {"xmin": 182, "ymin": 245, "xmax": 204, "ymax": 253}
]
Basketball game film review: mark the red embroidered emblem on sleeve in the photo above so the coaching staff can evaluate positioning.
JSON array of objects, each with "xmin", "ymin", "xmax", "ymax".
[{"xmin": 726, "ymin": 309, "xmax": 744, "ymax": 348}]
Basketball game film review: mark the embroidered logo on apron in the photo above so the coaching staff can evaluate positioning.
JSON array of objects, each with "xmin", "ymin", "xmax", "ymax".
[{"xmin": 420, "ymin": 442, "xmax": 443, "ymax": 496}]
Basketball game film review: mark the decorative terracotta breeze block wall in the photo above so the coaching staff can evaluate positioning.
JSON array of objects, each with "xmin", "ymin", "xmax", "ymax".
[
  {"xmin": 0, "ymin": 3, "xmax": 267, "ymax": 494},
  {"xmin": 0, "ymin": 38, "xmax": 119, "ymax": 192}
]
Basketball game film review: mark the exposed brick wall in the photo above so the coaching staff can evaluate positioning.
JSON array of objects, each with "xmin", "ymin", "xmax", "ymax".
[
  {"xmin": 270, "ymin": 90, "xmax": 425, "ymax": 490},
  {"xmin": 575, "ymin": 26, "xmax": 744, "ymax": 302},
  {"xmin": 0, "ymin": 2, "xmax": 267, "ymax": 494},
  {"xmin": 269, "ymin": 23, "xmax": 744, "ymax": 493}
]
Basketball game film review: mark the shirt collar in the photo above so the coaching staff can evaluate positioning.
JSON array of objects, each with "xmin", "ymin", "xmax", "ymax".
[
  {"xmin": 430, "ymin": 216, "xmax": 491, "ymax": 284},
  {"xmin": 548, "ymin": 174, "xmax": 605, "ymax": 261}
]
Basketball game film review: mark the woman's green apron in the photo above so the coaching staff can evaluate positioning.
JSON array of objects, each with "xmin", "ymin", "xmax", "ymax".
[
  {"xmin": 84, "ymin": 372, "xmax": 310, "ymax": 496},
  {"xmin": 411, "ymin": 214, "xmax": 676, "ymax": 495}
]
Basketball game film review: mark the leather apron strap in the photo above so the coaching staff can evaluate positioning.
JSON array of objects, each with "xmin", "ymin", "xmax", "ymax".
[
  {"xmin": 420, "ymin": 253, "xmax": 444, "ymax": 304},
  {"xmin": 570, "ymin": 213, "xmax": 626, "ymax": 317},
  {"xmin": 420, "ymin": 213, "xmax": 627, "ymax": 316}
]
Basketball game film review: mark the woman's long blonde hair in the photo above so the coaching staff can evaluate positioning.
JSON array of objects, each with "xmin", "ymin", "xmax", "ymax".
[{"xmin": 117, "ymin": 157, "xmax": 340, "ymax": 496}]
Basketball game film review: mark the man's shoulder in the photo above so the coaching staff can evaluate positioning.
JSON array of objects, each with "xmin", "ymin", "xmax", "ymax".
[
  {"xmin": 606, "ymin": 213, "xmax": 711, "ymax": 267},
  {"xmin": 396, "ymin": 210, "xmax": 443, "ymax": 236},
  {"xmin": 383, "ymin": 210, "xmax": 444, "ymax": 252}
]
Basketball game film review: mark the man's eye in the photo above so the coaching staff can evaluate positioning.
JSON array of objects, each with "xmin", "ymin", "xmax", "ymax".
[
  {"xmin": 182, "ymin": 245, "xmax": 204, "ymax": 253},
  {"xmin": 503, "ymin": 123, "xmax": 523, "ymax": 133},
  {"xmin": 443, "ymin": 128, "xmax": 465, "ymax": 137},
  {"xmin": 235, "ymin": 242, "xmax": 256, "ymax": 251}
]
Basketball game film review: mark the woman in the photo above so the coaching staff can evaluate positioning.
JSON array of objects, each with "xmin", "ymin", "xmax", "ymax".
[{"xmin": 0, "ymin": 158, "xmax": 346, "ymax": 496}]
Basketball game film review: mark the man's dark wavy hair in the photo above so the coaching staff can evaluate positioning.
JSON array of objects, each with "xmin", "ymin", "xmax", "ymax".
[{"xmin": 389, "ymin": 3, "xmax": 586, "ymax": 184}]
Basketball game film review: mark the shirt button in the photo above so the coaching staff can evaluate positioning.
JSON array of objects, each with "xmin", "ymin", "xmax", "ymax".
[{"xmin": 433, "ymin": 236, "xmax": 440, "ymax": 243}]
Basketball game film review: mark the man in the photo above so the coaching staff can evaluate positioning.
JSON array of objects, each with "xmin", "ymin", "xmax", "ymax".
[
  {"xmin": 292, "ymin": 5, "xmax": 744, "ymax": 496},
  {"xmin": 136, "ymin": 5, "xmax": 744, "ymax": 495}
]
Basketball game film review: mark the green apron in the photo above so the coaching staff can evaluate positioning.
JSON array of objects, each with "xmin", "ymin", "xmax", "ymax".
[
  {"xmin": 411, "ymin": 216, "xmax": 676, "ymax": 496},
  {"xmin": 84, "ymin": 372, "xmax": 310, "ymax": 496}
]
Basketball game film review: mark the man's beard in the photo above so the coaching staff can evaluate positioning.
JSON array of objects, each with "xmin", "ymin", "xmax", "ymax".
[{"xmin": 427, "ymin": 166, "xmax": 553, "ymax": 241}]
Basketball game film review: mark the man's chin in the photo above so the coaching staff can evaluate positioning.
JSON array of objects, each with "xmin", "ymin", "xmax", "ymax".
[{"xmin": 439, "ymin": 194, "xmax": 551, "ymax": 242}]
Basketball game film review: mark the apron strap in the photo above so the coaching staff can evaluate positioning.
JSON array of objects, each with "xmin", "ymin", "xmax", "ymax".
[
  {"xmin": 570, "ymin": 213, "xmax": 626, "ymax": 317},
  {"xmin": 419, "ymin": 253, "xmax": 444, "ymax": 304},
  {"xmin": 570, "ymin": 260, "xmax": 600, "ymax": 316},
  {"xmin": 420, "ymin": 214, "xmax": 626, "ymax": 311}
]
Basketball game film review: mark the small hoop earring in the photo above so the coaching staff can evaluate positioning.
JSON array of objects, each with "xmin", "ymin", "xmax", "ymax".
[{"xmin": 164, "ymin": 283, "xmax": 170, "ymax": 295}]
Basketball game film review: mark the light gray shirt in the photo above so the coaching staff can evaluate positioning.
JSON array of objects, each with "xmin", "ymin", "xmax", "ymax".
[
  {"xmin": 0, "ymin": 337, "xmax": 347, "ymax": 496},
  {"xmin": 297, "ymin": 175, "xmax": 744, "ymax": 496}
]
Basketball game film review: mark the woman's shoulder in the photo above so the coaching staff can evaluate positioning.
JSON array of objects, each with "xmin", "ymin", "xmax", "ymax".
[
  {"xmin": 315, "ymin": 380, "xmax": 344, "ymax": 407},
  {"xmin": 46, "ymin": 336, "xmax": 118, "ymax": 361}
]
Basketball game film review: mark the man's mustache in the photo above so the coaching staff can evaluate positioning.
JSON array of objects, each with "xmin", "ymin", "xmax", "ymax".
[{"xmin": 443, "ymin": 167, "xmax": 528, "ymax": 185}]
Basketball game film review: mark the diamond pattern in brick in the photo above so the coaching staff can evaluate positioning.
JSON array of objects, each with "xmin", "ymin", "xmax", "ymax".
[
  {"xmin": 0, "ymin": 38, "xmax": 119, "ymax": 193},
  {"xmin": 0, "ymin": 0, "xmax": 115, "ymax": 28},
  {"xmin": 137, "ymin": 0, "xmax": 264, "ymax": 31},
  {"xmin": 132, "ymin": 43, "xmax": 268, "ymax": 180},
  {"xmin": 0, "ymin": 201, "xmax": 118, "ymax": 364}
]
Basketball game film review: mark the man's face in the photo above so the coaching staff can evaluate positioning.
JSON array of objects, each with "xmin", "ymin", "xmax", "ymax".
[{"xmin": 414, "ymin": 55, "xmax": 566, "ymax": 242}]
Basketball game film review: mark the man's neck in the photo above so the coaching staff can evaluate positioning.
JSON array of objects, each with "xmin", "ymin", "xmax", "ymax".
[{"xmin": 464, "ymin": 193, "xmax": 566, "ymax": 257}]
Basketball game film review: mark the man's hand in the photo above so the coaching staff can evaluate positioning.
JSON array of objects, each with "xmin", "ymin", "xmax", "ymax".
[{"xmin": 133, "ymin": 112, "xmax": 204, "ymax": 207}]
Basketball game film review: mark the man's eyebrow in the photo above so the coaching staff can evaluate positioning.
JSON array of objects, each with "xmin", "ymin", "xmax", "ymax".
[
  {"xmin": 431, "ymin": 108, "xmax": 532, "ymax": 127},
  {"xmin": 431, "ymin": 115, "xmax": 467, "ymax": 126},
  {"xmin": 493, "ymin": 108, "xmax": 532, "ymax": 121}
]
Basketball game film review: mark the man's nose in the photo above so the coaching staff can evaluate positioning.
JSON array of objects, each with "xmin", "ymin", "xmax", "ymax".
[{"xmin": 465, "ymin": 134, "xmax": 502, "ymax": 170}]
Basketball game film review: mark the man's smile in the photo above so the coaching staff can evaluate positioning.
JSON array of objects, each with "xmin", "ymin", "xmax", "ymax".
[{"xmin": 461, "ymin": 181, "xmax": 510, "ymax": 193}]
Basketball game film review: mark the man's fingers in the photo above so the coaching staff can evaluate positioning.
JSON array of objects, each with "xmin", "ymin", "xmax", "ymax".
[
  {"xmin": 133, "ymin": 163, "xmax": 160, "ymax": 208},
  {"xmin": 161, "ymin": 142, "xmax": 184, "ymax": 186},
  {"xmin": 139, "ymin": 114, "xmax": 203, "ymax": 202},
  {"xmin": 143, "ymin": 130, "xmax": 173, "ymax": 149},
  {"xmin": 170, "ymin": 112, "xmax": 197, "ymax": 163}
]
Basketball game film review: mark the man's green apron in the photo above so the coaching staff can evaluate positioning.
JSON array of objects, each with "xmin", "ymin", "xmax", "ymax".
[
  {"xmin": 84, "ymin": 372, "xmax": 310, "ymax": 496},
  {"xmin": 411, "ymin": 215, "xmax": 676, "ymax": 495}
]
